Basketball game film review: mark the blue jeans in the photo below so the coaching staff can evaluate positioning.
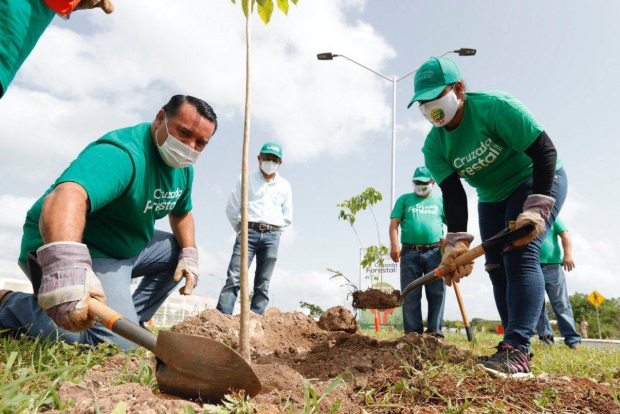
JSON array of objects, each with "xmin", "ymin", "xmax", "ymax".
[
  {"xmin": 400, "ymin": 246, "xmax": 445, "ymax": 335},
  {"xmin": 216, "ymin": 228, "xmax": 281, "ymax": 315},
  {"xmin": 0, "ymin": 231, "xmax": 181, "ymax": 350},
  {"xmin": 478, "ymin": 168, "xmax": 567, "ymax": 353},
  {"xmin": 536, "ymin": 264, "xmax": 581, "ymax": 348}
]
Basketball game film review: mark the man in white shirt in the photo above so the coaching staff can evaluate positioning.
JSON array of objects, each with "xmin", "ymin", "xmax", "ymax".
[{"xmin": 217, "ymin": 142, "xmax": 293, "ymax": 315}]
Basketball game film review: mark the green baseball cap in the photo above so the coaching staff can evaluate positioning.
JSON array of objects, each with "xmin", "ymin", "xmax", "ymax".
[
  {"xmin": 412, "ymin": 166, "xmax": 433, "ymax": 182},
  {"xmin": 260, "ymin": 142, "xmax": 282, "ymax": 159},
  {"xmin": 407, "ymin": 57, "xmax": 462, "ymax": 108}
]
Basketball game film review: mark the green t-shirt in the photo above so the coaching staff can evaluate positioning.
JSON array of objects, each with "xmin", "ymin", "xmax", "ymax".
[
  {"xmin": 422, "ymin": 91, "xmax": 563, "ymax": 203},
  {"xmin": 19, "ymin": 123, "xmax": 193, "ymax": 261},
  {"xmin": 390, "ymin": 192, "xmax": 446, "ymax": 245},
  {"xmin": 0, "ymin": 0, "xmax": 54, "ymax": 97},
  {"xmin": 540, "ymin": 218, "xmax": 568, "ymax": 264}
]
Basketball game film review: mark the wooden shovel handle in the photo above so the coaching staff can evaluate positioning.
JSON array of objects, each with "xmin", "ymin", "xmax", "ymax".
[
  {"xmin": 400, "ymin": 224, "xmax": 535, "ymax": 301},
  {"xmin": 88, "ymin": 299, "xmax": 157, "ymax": 352},
  {"xmin": 452, "ymin": 282, "xmax": 474, "ymax": 342}
]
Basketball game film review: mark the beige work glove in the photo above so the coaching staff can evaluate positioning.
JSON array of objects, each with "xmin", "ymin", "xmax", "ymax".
[
  {"xmin": 75, "ymin": 0, "xmax": 115, "ymax": 13},
  {"xmin": 509, "ymin": 194, "xmax": 555, "ymax": 247},
  {"xmin": 37, "ymin": 242, "xmax": 107, "ymax": 332},
  {"xmin": 442, "ymin": 233, "xmax": 475, "ymax": 286},
  {"xmin": 174, "ymin": 248, "xmax": 199, "ymax": 295}
]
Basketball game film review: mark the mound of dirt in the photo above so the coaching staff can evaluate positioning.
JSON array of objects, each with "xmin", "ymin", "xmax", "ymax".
[
  {"xmin": 173, "ymin": 307, "xmax": 326, "ymax": 357},
  {"xmin": 352, "ymin": 288, "xmax": 401, "ymax": 309},
  {"xmin": 318, "ymin": 305, "xmax": 358, "ymax": 333},
  {"xmin": 51, "ymin": 306, "xmax": 620, "ymax": 413}
]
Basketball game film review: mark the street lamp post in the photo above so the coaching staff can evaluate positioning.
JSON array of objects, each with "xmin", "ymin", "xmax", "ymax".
[{"xmin": 318, "ymin": 49, "xmax": 476, "ymax": 208}]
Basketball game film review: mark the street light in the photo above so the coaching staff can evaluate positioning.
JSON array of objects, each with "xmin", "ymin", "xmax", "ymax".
[{"xmin": 317, "ymin": 48, "xmax": 477, "ymax": 208}]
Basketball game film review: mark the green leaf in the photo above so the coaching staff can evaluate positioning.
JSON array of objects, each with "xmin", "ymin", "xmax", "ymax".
[
  {"xmin": 291, "ymin": 0, "xmax": 298, "ymax": 4},
  {"xmin": 230, "ymin": 0, "xmax": 235, "ymax": 3},
  {"xmin": 111, "ymin": 402, "xmax": 127, "ymax": 414},
  {"xmin": 276, "ymin": 0, "xmax": 289, "ymax": 14},
  {"xmin": 242, "ymin": 0, "xmax": 250, "ymax": 18},
  {"xmin": 257, "ymin": 0, "xmax": 274, "ymax": 24}
]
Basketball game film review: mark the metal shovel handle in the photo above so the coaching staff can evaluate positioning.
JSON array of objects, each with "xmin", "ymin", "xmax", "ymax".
[
  {"xmin": 88, "ymin": 299, "xmax": 157, "ymax": 352},
  {"xmin": 400, "ymin": 223, "xmax": 536, "ymax": 301}
]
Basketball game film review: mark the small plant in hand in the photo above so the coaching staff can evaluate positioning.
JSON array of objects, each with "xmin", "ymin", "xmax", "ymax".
[{"xmin": 336, "ymin": 188, "xmax": 401, "ymax": 310}]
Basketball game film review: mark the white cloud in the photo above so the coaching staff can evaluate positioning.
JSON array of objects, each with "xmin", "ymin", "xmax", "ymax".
[
  {"xmin": 2, "ymin": 0, "xmax": 395, "ymax": 184},
  {"xmin": 396, "ymin": 119, "xmax": 432, "ymax": 148},
  {"xmin": 0, "ymin": 195, "xmax": 38, "ymax": 261}
]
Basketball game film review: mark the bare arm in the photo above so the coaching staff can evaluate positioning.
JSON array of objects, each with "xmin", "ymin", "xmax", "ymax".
[
  {"xmin": 40, "ymin": 182, "xmax": 90, "ymax": 243},
  {"xmin": 169, "ymin": 211, "xmax": 196, "ymax": 249},
  {"xmin": 389, "ymin": 218, "xmax": 401, "ymax": 263},
  {"xmin": 559, "ymin": 231, "xmax": 575, "ymax": 272}
]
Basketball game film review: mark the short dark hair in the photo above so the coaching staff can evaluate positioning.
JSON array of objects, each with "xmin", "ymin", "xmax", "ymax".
[{"xmin": 162, "ymin": 95, "xmax": 218, "ymax": 134}]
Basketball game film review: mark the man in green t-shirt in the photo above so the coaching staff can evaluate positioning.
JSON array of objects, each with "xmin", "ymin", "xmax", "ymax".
[
  {"xmin": 389, "ymin": 166, "xmax": 447, "ymax": 336},
  {"xmin": 0, "ymin": 0, "xmax": 114, "ymax": 99},
  {"xmin": 535, "ymin": 218, "xmax": 581, "ymax": 349},
  {"xmin": 0, "ymin": 95, "xmax": 216, "ymax": 349}
]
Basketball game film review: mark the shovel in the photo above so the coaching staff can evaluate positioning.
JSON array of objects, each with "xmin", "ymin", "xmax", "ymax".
[
  {"xmin": 26, "ymin": 256, "xmax": 262, "ymax": 401},
  {"xmin": 399, "ymin": 223, "xmax": 536, "ymax": 305},
  {"xmin": 355, "ymin": 224, "xmax": 536, "ymax": 311}
]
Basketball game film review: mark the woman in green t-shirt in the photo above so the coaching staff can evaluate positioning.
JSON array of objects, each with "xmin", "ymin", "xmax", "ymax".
[{"xmin": 408, "ymin": 57, "xmax": 567, "ymax": 379}]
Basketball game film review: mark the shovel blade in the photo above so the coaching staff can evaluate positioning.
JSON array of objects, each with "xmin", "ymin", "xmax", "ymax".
[{"xmin": 155, "ymin": 330, "xmax": 261, "ymax": 400}]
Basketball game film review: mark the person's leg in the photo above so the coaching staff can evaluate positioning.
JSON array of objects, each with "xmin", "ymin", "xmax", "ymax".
[
  {"xmin": 250, "ymin": 230, "xmax": 281, "ymax": 314},
  {"xmin": 130, "ymin": 230, "xmax": 183, "ymax": 325},
  {"xmin": 422, "ymin": 247, "xmax": 445, "ymax": 337},
  {"xmin": 1, "ymin": 259, "xmax": 138, "ymax": 349},
  {"xmin": 399, "ymin": 249, "xmax": 424, "ymax": 334},
  {"xmin": 502, "ymin": 168, "xmax": 568, "ymax": 353},
  {"xmin": 478, "ymin": 200, "xmax": 510, "ymax": 328},
  {"xmin": 543, "ymin": 264, "xmax": 581, "ymax": 348},
  {"xmin": 536, "ymin": 294, "xmax": 555, "ymax": 343},
  {"xmin": 217, "ymin": 230, "xmax": 259, "ymax": 314}
]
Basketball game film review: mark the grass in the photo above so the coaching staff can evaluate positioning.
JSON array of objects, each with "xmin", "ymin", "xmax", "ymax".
[
  {"xmin": 2, "ymin": 328, "xmax": 620, "ymax": 413},
  {"xmin": 0, "ymin": 333, "xmax": 151, "ymax": 413}
]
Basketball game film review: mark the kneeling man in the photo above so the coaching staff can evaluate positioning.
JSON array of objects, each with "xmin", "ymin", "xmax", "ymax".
[{"xmin": 0, "ymin": 95, "xmax": 216, "ymax": 349}]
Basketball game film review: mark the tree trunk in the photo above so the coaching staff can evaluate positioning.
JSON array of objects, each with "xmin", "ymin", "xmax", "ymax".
[{"xmin": 239, "ymin": 10, "xmax": 252, "ymax": 361}]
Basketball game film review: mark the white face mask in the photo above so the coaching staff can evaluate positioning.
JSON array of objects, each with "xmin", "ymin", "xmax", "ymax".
[
  {"xmin": 419, "ymin": 89, "xmax": 459, "ymax": 127},
  {"xmin": 156, "ymin": 119, "xmax": 201, "ymax": 168},
  {"xmin": 413, "ymin": 183, "xmax": 433, "ymax": 196},
  {"xmin": 260, "ymin": 160, "xmax": 279, "ymax": 175}
]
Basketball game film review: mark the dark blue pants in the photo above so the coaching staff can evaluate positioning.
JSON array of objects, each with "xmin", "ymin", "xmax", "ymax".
[
  {"xmin": 478, "ymin": 168, "xmax": 567, "ymax": 352},
  {"xmin": 400, "ymin": 246, "xmax": 445, "ymax": 335}
]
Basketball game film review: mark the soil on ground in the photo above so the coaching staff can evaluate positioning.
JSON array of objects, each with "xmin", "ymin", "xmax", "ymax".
[
  {"xmin": 54, "ymin": 307, "xmax": 620, "ymax": 413},
  {"xmin": 352, "ymin": 288, "xmax": 401, "ymax": 310}
]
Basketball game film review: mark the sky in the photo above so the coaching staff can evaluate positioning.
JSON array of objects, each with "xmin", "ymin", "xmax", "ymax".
[{"xmin": 1, "ymin": 0, "xmax": 619, "ymax": 321}]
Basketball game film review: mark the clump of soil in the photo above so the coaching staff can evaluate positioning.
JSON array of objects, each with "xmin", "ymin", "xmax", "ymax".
[
  {"xmin": 318, "ymin": 305, "xmax": 358, "ymax": 333},
  {"xmin": 352, "ymin": 288, "xmax": 401, "ymax": 309}
]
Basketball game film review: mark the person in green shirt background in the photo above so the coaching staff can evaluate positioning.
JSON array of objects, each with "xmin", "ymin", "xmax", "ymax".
[
  {"xmin": 410, "ymin": 56, "xmax": 567, "ymax": 378},
  {"xmin": 0, "ymin": 0, "xmax": 114, "ymax": 99},
  {"xmin": 0, "ymin": 95, "xmax": 216, "ymax": 350},
  {"xmin": 390, "ymin": 166, "xmax": 447, "ymax": 337},
  {"xmin": 535, "ymin": 217, "xmax": 581, "ymax": 349}
]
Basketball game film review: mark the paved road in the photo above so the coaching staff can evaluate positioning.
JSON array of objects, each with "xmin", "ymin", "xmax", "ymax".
[{"xmin": 557, "ymin": 338, "xmax": 620, "ymax": 350}]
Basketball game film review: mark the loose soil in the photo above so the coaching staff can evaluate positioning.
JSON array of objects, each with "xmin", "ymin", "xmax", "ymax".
[
  {"xmin": 352, "ymin": 288, "xmax": 401, "ymax": 310},
  {"xmin": 54, "ymin": 307, "xmax": 619, "ymax": 413}
]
